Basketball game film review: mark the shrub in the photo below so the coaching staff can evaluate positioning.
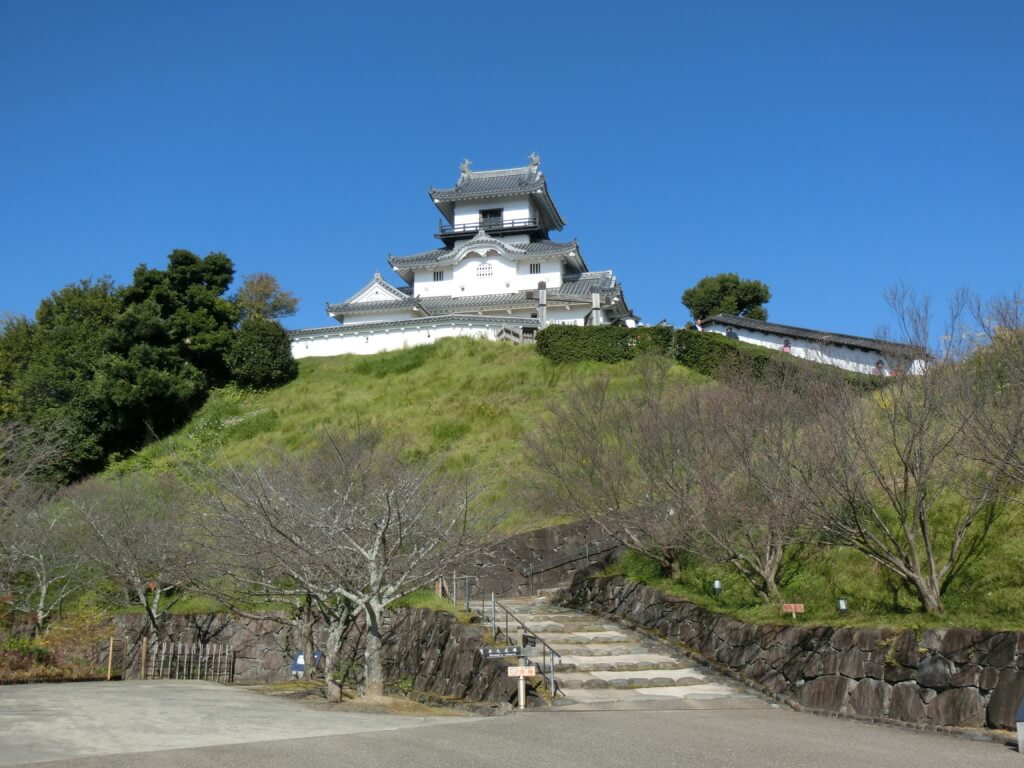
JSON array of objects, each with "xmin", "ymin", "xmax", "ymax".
[
  {"xmin": 674, "ymin": 329, "xmax": 880, "ymax": 390},
  {"xmin": 1, "ymin": 637, "xmax": 52, "ymax": 668},
  {"xmin": 226, "ymin": 318, "xmax": 298, "ymax": 389},
  {"xmin": 536, "ymin": 325, "xmax": 674, "ymax": 364}
]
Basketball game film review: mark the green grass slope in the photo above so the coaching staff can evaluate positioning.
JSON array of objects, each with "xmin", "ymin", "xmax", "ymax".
[{"xmin": 111, "ymin": 338, "xmax": 703, "ymax": 530}]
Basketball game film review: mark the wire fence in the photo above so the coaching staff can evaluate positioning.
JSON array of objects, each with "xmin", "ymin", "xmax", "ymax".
[{"xmin": 140, "ymin": 640, "xmax": 235, "ymax": 682}]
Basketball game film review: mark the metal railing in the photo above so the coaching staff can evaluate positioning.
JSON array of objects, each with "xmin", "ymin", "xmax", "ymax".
[
  {"xmin": 446, "ymin": 573, "xmax": 561, "ymax": 703},
  {"xmin": 522, "ymin": 537, "xmax": 620, "ymax": 595},
  {"xmin": 438, "ymin": 217, "xmax": 538, "ymax": 235},
  {"xmin": 486, "ymin": 593, "xmax": 562, "ymax": 704}
]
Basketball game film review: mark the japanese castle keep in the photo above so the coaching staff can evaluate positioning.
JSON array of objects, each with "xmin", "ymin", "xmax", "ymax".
[{"xmin": 290, "ymin": 156, "xmax": 637, "ymax": 358}]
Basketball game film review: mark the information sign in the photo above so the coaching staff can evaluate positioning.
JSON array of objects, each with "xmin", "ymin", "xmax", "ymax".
[
  {"xmin": 508, "ymin": 666, "xmax": 537, "ymax": 677},
  {"xmin": 479, "ymin": 646, "xmax": 522, "ymax": 659}
]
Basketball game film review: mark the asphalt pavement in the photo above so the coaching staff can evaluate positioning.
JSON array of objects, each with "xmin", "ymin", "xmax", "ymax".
[{"xmin": 0, "ymin": 681, "xmax": 1018, "ymax": 768}]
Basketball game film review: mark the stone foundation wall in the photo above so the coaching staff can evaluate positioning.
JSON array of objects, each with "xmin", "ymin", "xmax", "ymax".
[
  {"xmin": 113, "ymin": 608, "xmax": 518, "ymax": 703},
  {"xmin": 463, "ymin": 521, "xmax": 618, "ymax": 596},
  {"xmin": 385, "ymin": 608, "xmax": 519, "ymax": 703},
  {"xmin": 563, "ymin": 574, "xmax": 1024, "ymax": 731}
]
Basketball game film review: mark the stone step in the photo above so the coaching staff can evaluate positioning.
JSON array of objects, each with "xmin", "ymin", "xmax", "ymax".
[
  {"xmin": 540, "ymin": 631, "xmax": 632, "ymax": 644},
  {"xmin": 556, "ymin": 659, "xmax": 685, "ymax": 673},
  {"xmin": 556, "ymin": 670, "xmax": 709, "ymax": 689},
  {"xmin": 556, "ymin": 683, "xmax": 761, "ymax": 709},
  {"xmin": 545, "ymin": 643, "xmax": 649, "ymax": 657}
]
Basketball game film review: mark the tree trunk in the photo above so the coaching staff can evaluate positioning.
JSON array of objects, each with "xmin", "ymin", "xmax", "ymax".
[
  {"xmin": 363, "ymin": 606, "xmax": 385, "ymax": 697},
  {"xmin": 912, "ymin": 577, "xmax": 944, "ymax": 615},
  {"xmin": 301, "ymin": 597, "xmax": 316, "ymax": 681},
  {"xmin": 669, "ymin": 556, "xmax": 682, "ymax": 581},
  {"xmin": 323, "ymin": 616, "xmax": 347, "ymax": 702}
]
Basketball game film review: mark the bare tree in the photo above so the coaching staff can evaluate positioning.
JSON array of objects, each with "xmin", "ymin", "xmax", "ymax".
[
  {"xmin": 963, "ymin": 290, "xmax": 1024, "ymax": 487},
  {"xmin": 0, "ymin": 421, "xmax": 64, "ymax": 525},
  {"xmin": 0, "ymin": 499, "xmax": 89, "ymax": 632},
  {"xmin": 530, "ymin": 355, "xmax": 822, "ymax": 601},
  {"xmin": 66, "ymin": 475, "xmax": 195, "ymax": 638},
  {"xmin": 692, "ymin": 364, "xmax": 823, "ymax": 601},
  {"xmin": 803, "ymin": 291, "xmax": 1009, "ymax": 614},
  {"xmin": 528, "ymin": 358, "xmax": 705, "ymax": 578},
  {"xmin": 200, "ymin": 429, "xmax": 492, "ymax": 700}
]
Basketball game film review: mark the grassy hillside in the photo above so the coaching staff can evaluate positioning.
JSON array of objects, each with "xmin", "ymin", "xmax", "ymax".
[
  {"xmin": 107, "ymin": 337, "xmax": 1024, "ymax": 629},
  {"xmin": 110, "ymin": 338, "xmax": 703, "ymax": 530}
]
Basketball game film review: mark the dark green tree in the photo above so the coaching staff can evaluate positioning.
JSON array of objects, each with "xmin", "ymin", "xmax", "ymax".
[
  {"xmin": 0, "ymin": 251, "xmax": 242, "ymax": 478},
  {"xmin": 681, "ymin": 273, "xmax": 771, "ymax": 322},
  {"xmin": 0, "ymin": 280, "xmax": 122, "ymax": 478},
  {"xmin": 226, "ymin": 317, "xmax": 298, "ymax": 389},
  {"xmin": 120, "ymin": 250, "xmax": 238, "ymax": 385}
]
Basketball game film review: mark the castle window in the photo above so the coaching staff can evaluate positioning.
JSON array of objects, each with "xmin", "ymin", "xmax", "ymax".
[
  {"xmin": 529, "ymin": 263, "xmax": 541, "ymax": 275},
  {"xmin": 476, "ymin": 263, "xmax": 493, "ymax": 278},
  {"xmin": 433, "ymin": 270, "xmax": 444, "ymax": 282},
  {"xmin": 479, "ymin": 208, "xmax": 503, "ymax": 229}
]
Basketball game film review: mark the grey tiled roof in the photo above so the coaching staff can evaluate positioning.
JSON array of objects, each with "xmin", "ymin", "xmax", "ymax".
[
  {"xmin": 327, "ymin": 296, "xmax": 420, "ymax": 315},
  {"xmin": 702, "ymin": 315, "xmax": 925, "ymax": 355},
  {"xmin": 420, "ymin": 293, "xmax": 545, "ymax": 313},
  {"xmin": 388, "ymin": 239, "xmax": 580, "ymax": 270},
  {"xmin": 558, "ymin": 271, "xmax": 617, "ymax": 296},
  {"xmin": 388, "ymin": 247, "xmax": 453, "ymax": 268},
  {"xmin": 329, "ymin": 284, "xmax": 614, "ymax": 321},
  {"xmin": 289, "ymin": 314, "xmax": 541, "ymax": 338},
  {"xmin": 429, "ymin": 163, "xmax": 566, "ymax": 230},
  {"xmin": 431, "ymin": 166, "xmax": 545, "ymax": 201}
]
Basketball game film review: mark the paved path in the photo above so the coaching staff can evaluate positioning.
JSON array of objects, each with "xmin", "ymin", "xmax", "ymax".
[
  {"xmin": 0, "ymin": 681, "xmax": 454, "ymax": 766},
  {"xmin": 2, "ymin": 696, "xmax": 1017, "ymax": 768},
  {"xmin": 500, "ymin": 595, "xmax": 765, "ymax": 710}
]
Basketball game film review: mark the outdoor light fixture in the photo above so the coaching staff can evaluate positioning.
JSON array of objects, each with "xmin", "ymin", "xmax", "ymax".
[
  {"xmin": 837, "ymin": 597, "xmax": 849, "ymax": 614},
  {"xmin": 712, "ymin": 579, "xmax": 723, "ymax": 597}
]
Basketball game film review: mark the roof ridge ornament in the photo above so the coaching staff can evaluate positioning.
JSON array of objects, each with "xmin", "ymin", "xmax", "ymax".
[
  {"xmin": 460, "ymin": 158, "xmax": 472, "ymax": 177},
  {"xmin": 528, "ymin": 152, "xmax": 540, "ymax": 169}
]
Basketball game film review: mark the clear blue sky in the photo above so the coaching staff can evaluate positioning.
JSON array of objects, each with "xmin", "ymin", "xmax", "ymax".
[{"xmin": 1, "ymin": 2, "xmax": 1021, "ymax": 337}]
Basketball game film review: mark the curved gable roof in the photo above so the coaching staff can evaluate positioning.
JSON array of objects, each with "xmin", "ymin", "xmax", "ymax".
[{"xmin": 428, "ymin": 161, "xmax": 566, "ymax": 231}]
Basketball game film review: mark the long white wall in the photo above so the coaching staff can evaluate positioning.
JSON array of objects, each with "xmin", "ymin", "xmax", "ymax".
[
  {"xmin": 292, "ymin": 322, "xmax": 501, "ymax": 358},
  {"xmin": 701, "ymin": 324, "xmax": 925, "ymax": 375}
]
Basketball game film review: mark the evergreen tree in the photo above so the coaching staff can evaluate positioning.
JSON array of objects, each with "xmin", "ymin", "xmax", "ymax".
[
  {"xmin": 226, "ymin": 317, "xmax": 298, "ymax": 389},
  {"xmin": 682, "ymin": 273, "xmax": 771, "ymax": 322}
]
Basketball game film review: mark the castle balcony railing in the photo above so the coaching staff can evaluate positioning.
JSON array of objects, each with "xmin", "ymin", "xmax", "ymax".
[{"xmin": 435, "ymin": 217, "xmax": 541, "ymax": 241}]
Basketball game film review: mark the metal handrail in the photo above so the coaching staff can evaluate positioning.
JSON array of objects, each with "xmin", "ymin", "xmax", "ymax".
[
  {"xmin": 522, "ymin": 538, "xmax": 620, "ymax": 595},
  {"xmin": 487, "ymin": 594, "xmax": 562, "ymax": 704},
  {"xmin": 438, "ymin": 217, "xmax": 538, "ymax": 235},
  {"xmin": 523, "ymin": 538, "xmax": 620, "ymax": 579}
]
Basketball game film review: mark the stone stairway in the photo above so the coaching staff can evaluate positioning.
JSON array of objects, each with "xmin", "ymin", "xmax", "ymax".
[{"xmin": 499, "ymin": 594, "xmax": 771, "ymax": 711}]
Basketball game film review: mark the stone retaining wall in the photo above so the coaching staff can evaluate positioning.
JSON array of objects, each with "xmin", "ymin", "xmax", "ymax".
[
  {"xmin": 464, "ymin": 521, "xmax": 618, "ymax": 596},
  {"xmin": 563, "ymin": 574, "xmax": 1024, "ymax": 731},
  {"xmin": 113, "ymin": 608, "xmax": 519, "ymax": 704}
]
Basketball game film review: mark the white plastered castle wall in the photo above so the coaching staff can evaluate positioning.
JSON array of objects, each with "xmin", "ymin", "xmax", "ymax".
[
  {"xmin": 291, "ymin": 322, "xmax": 504, "ymax": 358},
  {"xmin": 452, "ymin": 197, "xmax": 532, "ymax": 227},
  {"xmin": 700, "ymin": 324, "xmax": 926, "ymax": 376},
  {"xmin": 412, "ymin": 253, "xmax": 562, "ymax": 298},
  {"xmin": 337, "ymin": 309, "xmax": 420, "ymax": 325}
]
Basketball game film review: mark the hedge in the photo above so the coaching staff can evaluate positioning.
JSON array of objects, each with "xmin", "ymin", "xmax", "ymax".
[
  {"xmin": 673, "ymin": 328, "xmax": 881, "ymax": 390},
  {"xmin": 535, "ymin": 325, "xmax": 674, "ymax": 364},
  {"xmin": 535, "ymin": 325, "xmax": 882, "ymax": 390}
]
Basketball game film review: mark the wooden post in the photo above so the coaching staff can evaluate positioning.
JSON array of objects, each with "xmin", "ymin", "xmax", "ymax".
[
  {"xmin": 106, "ymin": 636, "xmax": 114, "ymax": 681},
  {"xmin": 140, "ymin": 637, "xmax": 148, "ymax": 680}
]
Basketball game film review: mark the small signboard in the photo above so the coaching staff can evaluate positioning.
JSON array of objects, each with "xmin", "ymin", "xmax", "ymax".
[
  {"xmin": 782, "ymin": 603, "xmax": 805, "ymax": 619},
  {"xmin": 508, "ymin": 666, "xmax": 537, "ymax": 678},
  {"xmin": 522, "ymin": 634, "xmax": 537, "ymax": 648},
  {"xmin": 480, "ymin": 646, "xmax": 522, "ymax": 659}
]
